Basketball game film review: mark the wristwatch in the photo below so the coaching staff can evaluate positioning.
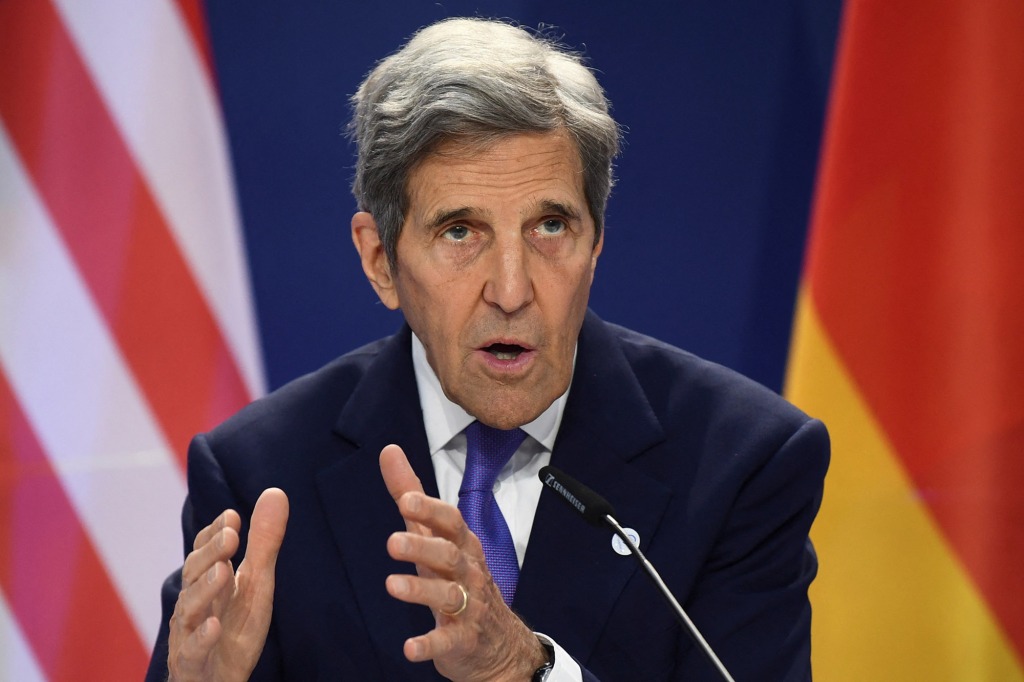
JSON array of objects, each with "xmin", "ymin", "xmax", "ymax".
[{"xmin": 531, "ymin": 640, "xmax": 555, "ymax": 681}]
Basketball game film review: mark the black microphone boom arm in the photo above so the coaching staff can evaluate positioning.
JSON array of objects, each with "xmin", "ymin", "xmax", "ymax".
[{"xmin": 539, "ymin": 465, "xmax": 736, "ymax": 682}]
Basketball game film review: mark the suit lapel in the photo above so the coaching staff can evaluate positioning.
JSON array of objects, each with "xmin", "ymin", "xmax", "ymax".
[
  {"xmin": 314, "ymin": 327, "xmax": 442, "ymax": 680},
  {"xmin": 515, "ymin": 312, "xmax": 674, "ymax": 666}
]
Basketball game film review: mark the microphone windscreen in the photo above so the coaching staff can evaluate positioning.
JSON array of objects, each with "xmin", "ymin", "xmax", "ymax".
[{"xmin": 539, "ymin": 465, "xmax": 616, "ymax": 527}]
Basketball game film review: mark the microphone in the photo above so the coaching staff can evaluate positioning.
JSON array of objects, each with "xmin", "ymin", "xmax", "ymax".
[
  {"xmin": 539, "ymin": 466, "xmax": 736, "ymax": 682},
  {"xmin": 538, "ymin": 465, "xmax": 614, "ymax": 527}
]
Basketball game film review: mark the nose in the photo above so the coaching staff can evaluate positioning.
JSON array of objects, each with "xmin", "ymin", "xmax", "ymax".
[{"xmin": 482, "ymin": 235, "xmax": 534, "ymax": 314}]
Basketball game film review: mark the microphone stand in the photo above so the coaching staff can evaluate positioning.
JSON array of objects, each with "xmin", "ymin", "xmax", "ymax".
[{"xmin": 603, "ymin": 514, "xmax": 736, "ymax": 682}]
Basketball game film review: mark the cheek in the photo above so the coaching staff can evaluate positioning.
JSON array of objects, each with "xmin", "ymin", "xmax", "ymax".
[
  {"xmin": 399, "ymin": 281, "xmax": 470, "ymax": 355},
  {"xmin": 393, "ymin": 278, "xmax": 439, "ymax": 342},
  {"xmin": 568, "ymin": 262, "xmax": 596, "ymax": 308},
  {"xmin": 542, "ymin": 260, "xmax": 593, "ymax": 311}
]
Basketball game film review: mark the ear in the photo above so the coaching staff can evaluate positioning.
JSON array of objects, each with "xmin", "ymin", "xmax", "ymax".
[
  {"xmin": 590, "ymin": 228, "xmax": 604, "ymax": 272},
  {"xmin": 351, "ymin": 212, "xmax": 400, "ymax": 310}
]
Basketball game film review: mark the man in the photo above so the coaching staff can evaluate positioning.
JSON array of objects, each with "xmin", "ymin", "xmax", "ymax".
[{"xmin": 148, "ymin": 17, "xmax": 829, "ymax": 682}]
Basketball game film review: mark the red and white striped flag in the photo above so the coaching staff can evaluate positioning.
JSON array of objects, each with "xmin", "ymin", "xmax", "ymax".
[{"xmin": 0, "ymin": 1, "xmax": 263, "ymax": 679}]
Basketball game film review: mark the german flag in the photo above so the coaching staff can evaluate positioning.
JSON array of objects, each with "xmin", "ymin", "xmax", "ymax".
[{"xmin": 786, "ymin": 1, "xmax": 1024, "ymax": 678}]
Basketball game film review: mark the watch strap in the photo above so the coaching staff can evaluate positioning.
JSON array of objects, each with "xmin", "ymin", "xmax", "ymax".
[{"xmin": 531, "ymin": 640, "xmax": 555, "ymax": 681}]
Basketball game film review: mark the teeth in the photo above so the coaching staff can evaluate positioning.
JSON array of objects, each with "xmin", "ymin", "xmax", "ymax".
[{"xmin": 494, "ymin": 351, "xmax": 518, "ymax": 360}]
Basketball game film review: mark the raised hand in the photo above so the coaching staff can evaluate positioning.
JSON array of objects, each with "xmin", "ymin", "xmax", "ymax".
[
  {"xmin": 379, "ymin": 444, "xmax": 547, "ymax": 682},
  {"xmin": 167, "ymin": 488, "xmax": 289, "ymax": 682}
]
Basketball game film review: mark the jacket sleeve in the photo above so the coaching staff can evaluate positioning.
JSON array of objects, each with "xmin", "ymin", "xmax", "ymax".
[{"xmin": 676, "ymin": 418, "xmax": 830, "ymax": 681}]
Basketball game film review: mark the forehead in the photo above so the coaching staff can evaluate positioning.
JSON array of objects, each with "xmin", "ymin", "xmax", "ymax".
[{"xmin": 405, "ymin": 131, "xmax": 586, "ymax": 222}]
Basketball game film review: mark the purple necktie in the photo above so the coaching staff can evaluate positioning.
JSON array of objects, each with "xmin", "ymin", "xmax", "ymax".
[{"xmin": 459, "ymin": 421, "xmax": 527, "ymax": 606}]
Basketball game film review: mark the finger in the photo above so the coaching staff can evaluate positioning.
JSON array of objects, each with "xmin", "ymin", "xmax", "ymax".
[
  {"xmin": 380, "ymin": 444, "xmax": 435, "ymax": 537},
  {"xmin": 385, "ymin": 573, "xmax": 468, "ymax": 615},
  {"xmin": 182, "ymin": 524, "xmax": 240, "ymax": 588},
  {"xmin": 192, "ymin": 509, "xmax": 241, "ymax": 552},
  {"xmin": 395, "ymin": 492, "xmax": 476, "ymax": 551},
  {"xmin": 241, "ymin": 488, "xmax": 289, "ymax": 574},
  {"xmin": 169, "ymin": 615, "xmax": 223, "ymax": 680},
  {"xmin": 380, "ymin": 444, "xmax": 425, "ymax": 502},
  {"xmin": 174, "ymin": 559, "xmax": 236, "ymax": 631},
  {"xmin": 387, "ymin": 532, "xmax": 463, "ymax": 577},
  {"xmin": 402, "ymin": 625, "xmax": 466, "ymax": 664}
]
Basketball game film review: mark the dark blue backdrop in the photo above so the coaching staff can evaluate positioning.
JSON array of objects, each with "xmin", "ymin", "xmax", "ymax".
[{"xmin": 205, "ymin": 1, "xmax": 842, "ymax": 394}]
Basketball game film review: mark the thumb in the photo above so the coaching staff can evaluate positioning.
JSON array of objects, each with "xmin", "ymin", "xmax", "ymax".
[
  {"xmin": 243, "ymin": 487, "xmax": 289, "ymax": 572},
  {"xmin": 379, "ymin": 443, "xmax": 425, "ymax": 502},
  {"xmin": 379, "ymin": 444, "xmax": 431, "ymax": 536}
]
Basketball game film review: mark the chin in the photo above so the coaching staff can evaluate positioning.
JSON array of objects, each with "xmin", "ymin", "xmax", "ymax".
[{"xmin": 468, "ymin": 395, "xmax": 548, "ymax": 430}]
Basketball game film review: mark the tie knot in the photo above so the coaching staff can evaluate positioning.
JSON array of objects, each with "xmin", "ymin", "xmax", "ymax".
[{"xmin": 461, "ymin": 421, "xmax": 527, "ymax": 492}]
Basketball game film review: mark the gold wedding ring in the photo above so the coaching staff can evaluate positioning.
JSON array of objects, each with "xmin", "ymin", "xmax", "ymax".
[{"xmin": 440, "ymin": 583, "xmax": 469, "ymax": 617}]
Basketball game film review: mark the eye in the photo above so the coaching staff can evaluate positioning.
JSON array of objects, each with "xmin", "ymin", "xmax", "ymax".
[
  {"xmin": 537, "ymin": 218, "xmax": 567, "ymax": 236},
  {"xmin": 442, "ymin": 224, "xmax": 471, "ymax": 241}
]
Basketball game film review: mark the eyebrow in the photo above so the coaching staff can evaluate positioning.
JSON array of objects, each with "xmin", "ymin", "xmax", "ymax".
[
  {"xmin": 536, "ymin": 200, "xmax": 582, "ymax": 222},
  {"xmin": 424, "ymin": 206, "xmax": 482, "ymax": 232},
  {"xmin": 422, "ymin": 199, "xmax": 583, "ymax": 232}
]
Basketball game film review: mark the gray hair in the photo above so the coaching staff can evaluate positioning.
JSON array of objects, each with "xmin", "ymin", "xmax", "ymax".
[{"xmin": 348, "ymin": 18, "xmax": 621, "ymax": 268}]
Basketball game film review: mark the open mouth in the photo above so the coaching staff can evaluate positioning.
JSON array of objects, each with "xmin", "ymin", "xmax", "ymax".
[{"xmin": 484, "ymin": 343, "xmax": 528, "ymax": 361}]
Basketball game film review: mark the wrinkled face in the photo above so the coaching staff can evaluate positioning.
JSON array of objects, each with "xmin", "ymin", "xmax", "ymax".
[{"xmin": 352, "ymin": 131, "xmax": 602, "ymax": 429}]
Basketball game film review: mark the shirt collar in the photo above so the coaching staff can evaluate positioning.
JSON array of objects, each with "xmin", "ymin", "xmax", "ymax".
[{"xmin": 411, "ymin": 332, "xmax": 571, "ymax": 454}]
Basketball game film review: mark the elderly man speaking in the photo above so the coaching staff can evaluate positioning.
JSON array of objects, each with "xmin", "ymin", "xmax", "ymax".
[{"xmin": 148, "ymin": 17, "xmax": 829, "ymax": 682}]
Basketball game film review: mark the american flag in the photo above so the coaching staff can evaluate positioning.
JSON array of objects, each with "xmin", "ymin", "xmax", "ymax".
[{"xmin": 0, "ymin": 1, "xmax": 263, "ymax": 678}]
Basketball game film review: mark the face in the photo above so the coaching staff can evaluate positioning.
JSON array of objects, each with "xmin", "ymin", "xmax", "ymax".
[{"xmin": 352, "ymin": 131, "xmax": 603, "ymax": 429}]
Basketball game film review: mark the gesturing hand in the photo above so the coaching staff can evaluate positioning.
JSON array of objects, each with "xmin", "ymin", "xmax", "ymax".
[
  {"xmin": 379, "ymin": 444, "xmax": 548, "ymax": 682},
  {"xmin": 167, "ymin": 488, "xmax": 290, "ymax": 682}
]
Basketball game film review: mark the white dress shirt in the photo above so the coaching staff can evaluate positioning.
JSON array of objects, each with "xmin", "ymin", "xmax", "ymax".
[{"xmin": 411, "ymin": 334, "xmax": 583, "ymax": 681}]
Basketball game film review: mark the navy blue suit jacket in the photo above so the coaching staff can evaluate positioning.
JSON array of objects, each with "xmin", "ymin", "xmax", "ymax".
[{"xmin": 147, "ymin": 311, "xmax": 828, "ymax": 680}]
